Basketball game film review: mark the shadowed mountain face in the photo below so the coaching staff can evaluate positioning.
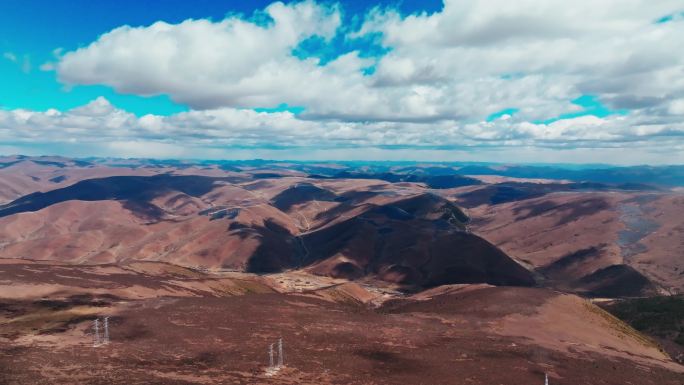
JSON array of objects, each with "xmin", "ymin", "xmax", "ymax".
[
  {"xmin": 242, "ymin": 219, "xmax": 302, "ymax": 273},
  {"xmin": 572, "ymin": 264, "xmax": 658, "ymax": 298},
  {"xmin": 0, "ymin": 174, "xmax": 228, "ymax": 219},
  {"xmin": 298, "ymin": 193, "xmax": 534, "ymax": 287},
  {"xmin": 270, "ymin": 183, "xmax": 337, "ymax": 211},
  {"xmin": 248, "ymin": 192, "xmax": 535, "ymax": 287},
  {"xmin": 315, "ymin": 171, "xmax": 483, "ymax": 189},
  {"xmin": 301, "ymin": 216, "xmax": 534, "ymax": 287},
  {"xmin": 456, "ymin": 182, "xmax": 655, "ymax": 208}
]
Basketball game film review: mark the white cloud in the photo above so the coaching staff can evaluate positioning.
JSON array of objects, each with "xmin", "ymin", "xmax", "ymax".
[
  {"xmin": 669, "ymin": 99, "xmax": 684, "ymax": 115},
  {"xmin": 39, "ymin": 62, "xmax": 55, "ymax": 71},
  {"xmin": 361, "ymin": 0, "xmax": 684, "ymax": 119},
  {"xmin": 57, "ymin": 1, "xmax": 346, "ymax": 110},
  {"xmin": 106, "ymin": 141, "xmax": 189, "ymax": 158},
  {"xmin": 2, "ymin": 52, "xmax": 17, "ymax": 62},
  {"xmin": 53, "ymin": 0, "xmax": 684, "ymax": 125},
  {"xmin": 1, "ymin": 0, "xmax": 679, "ymax": 163},
  {"xmin": 3, "ymin": 52, "xmax": 31, "ymax": 73},
  {"xmin": 1, "ymin": 97, "xmax": 683, "ymax": 164}
]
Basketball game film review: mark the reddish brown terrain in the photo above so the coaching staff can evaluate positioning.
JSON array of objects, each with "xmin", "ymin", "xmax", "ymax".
[
  {"xmin": 0, "ymin": 164, "xmax": 533, "ymax": 288},
  {"xmin": 462, "ymin": 189, "xmax": 684, "ymax": 295},
  {"xmin": 1, "ymin": 157, "xmax": 683, "ymax": 384},
  {"xmin": 1, "ymin": 260, "xmax": 681, "ymax": 385}
]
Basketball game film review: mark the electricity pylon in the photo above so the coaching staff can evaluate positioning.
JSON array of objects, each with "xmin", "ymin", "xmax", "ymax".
[
  {"xmin": 103, "ymin": 317, "xmax": 110, "ymax": 344},
  {"xmin": 277, "ymin": 338, "xmax": 283, "ymax": 367},
  {"xmin": 93, "ymin": 319, "xmax": 101, "ymax": 347},
  {"xmin": 269, "ymin": 343, "xmax": 274, "ymax": 368}
]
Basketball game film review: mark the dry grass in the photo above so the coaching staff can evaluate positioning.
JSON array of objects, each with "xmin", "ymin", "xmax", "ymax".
[{"xmin": 583, "ymin": 301, "xmax": 664, "ymax": 353}]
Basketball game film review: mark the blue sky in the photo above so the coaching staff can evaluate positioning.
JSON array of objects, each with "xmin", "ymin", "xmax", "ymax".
[
  {"xmin": 0, "ymin": 0, "xmax": 440, "ymax": 114},
  {"xmin": 1, "ymin": 0, "xmax": 683, "ymax": 164}
]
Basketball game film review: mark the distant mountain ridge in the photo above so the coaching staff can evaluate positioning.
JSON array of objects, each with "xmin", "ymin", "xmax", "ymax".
[{"xmin": 3, "ymin": 155, "xmax": 682, "ymax": 186}]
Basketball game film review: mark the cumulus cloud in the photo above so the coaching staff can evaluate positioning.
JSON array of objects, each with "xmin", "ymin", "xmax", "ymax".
[
  {"xmin": 53, "ymin": 0, "xmax": 684, "ymax": 125},
  {"xmin": 3, "ymin": 0, "xmax": 681, "ymax": 163},
  {"xmin": 1, "ymin": 97, "xmax": 683, "ymax": 163},
  {"xmin": 361, "ymin": 0, "xmax": 684, "ymax": 120},
  {"xmin": 57, "ymin": 1, "xmax": 347, "ymax": 109}
]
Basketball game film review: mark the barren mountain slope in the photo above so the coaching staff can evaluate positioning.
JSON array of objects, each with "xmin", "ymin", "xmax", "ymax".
[
  {"xmin": 0, "ymin": 174, "xmax": 534, "ymax": 288},
  {"xmin": 467, "ymin": 190, "xmax": 684, "ymax": 294},
  {"xmin": 1, "ymin": 262, "xmax": 680, "ymax": 384}
]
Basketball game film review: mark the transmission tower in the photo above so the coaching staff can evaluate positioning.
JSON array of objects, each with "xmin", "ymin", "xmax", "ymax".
[
  {"xmin": 277, "ymin": 338, "xmax": 284, "ymax": 367},
  {"xmin": 103, "ymin": 317, "xmax": 110, "ymax": 344},
  {"xmin": 269, "ymin": 343, "xmax": 275, "ymax": 368},
  {"xmin": 93, "ymin": 319, "xmax": 101, "ymax": 347}
]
